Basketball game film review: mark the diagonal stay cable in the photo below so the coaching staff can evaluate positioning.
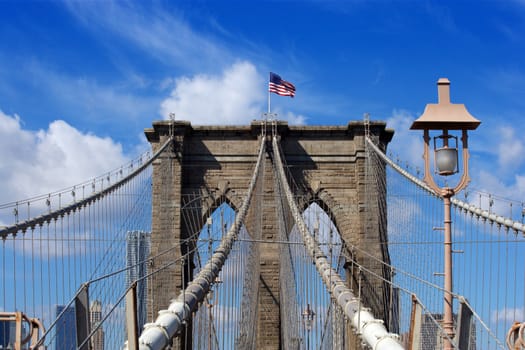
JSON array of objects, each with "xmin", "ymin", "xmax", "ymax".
[
  {"xmin": 124, "ymin": 135, "xmax": 266, "ymax": 350},
  {"xmin": 33, "ymin": 228, "xmax": 208, "ymax": 349},
  {"xmin": 272, "ymin": 134, "xmax": 404, "ymax": 350}
]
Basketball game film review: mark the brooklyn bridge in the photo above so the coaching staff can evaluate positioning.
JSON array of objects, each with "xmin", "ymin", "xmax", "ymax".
[{"xmin": 1, "ymin": 81, "xmax": 524, "ymax": 349}]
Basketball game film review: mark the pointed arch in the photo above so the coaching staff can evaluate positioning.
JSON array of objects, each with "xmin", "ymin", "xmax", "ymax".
[
  {"xmin": 281, "ymin": 201, "xmax": 348, "ymax": 349},
  {"xmin": 298, "ymin": 189, "xmax": 356, "ymax": 247},
  {"xmin": 189, "ymin": 200, "xmax": 258, "ymax": 349}
]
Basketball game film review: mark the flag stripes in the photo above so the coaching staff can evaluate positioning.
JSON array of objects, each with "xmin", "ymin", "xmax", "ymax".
[{"xmin": 269, "ymin": 72, "xmax": 295, "ymax": 97}]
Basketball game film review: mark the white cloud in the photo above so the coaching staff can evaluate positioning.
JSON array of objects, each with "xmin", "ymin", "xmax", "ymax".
[
  {"xmin": 492, "ymin": 306, "xmax": 524, "ymax": 324},
  {"xmin": 281, "ymin": 111, "xmax": 306, "ymax": 125},
  {"xmin": 497, "ymin": 126, "xmax": 524, "ymax": 170},
  {"xmin": 24, "ymin": 61, "xmax": 158, "ymax": 125},
  {"xmin": 0, "ymin": 110, "xmax": 128, "ymax": 205},
  {"xmin": 388, "ymin": 195, "xmax": 424, "ymax": 239},
  {"xmin": 386, "ymin": 109, "xmax": 424, "ymax": 170},
  {"xmin": 160, "ymin": 61, "xmax": 304, "ymax": 125},
  {"xmin": 65, "ymin": 1, "xmax": 233, "ymax": 72},
  {"xmin": 473, "ymin": 170, "xmax": 525, "ymax": 217}
]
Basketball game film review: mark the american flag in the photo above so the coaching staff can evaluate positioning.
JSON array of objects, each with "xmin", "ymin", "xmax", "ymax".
[{"xmin": 269, "ymin": 72, "xmax": 296, "ymax": 97}]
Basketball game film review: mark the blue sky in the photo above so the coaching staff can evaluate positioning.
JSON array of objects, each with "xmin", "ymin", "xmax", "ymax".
[{"xmin": 1, "ymin": 0, "xmax": 525, "ymax": 207}]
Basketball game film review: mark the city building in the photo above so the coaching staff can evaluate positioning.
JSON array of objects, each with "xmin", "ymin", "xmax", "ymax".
[
  {"xmin": 0, "ymin": 320, "xmax": 15, "ymax": 349},
  {"xmin": 54, "ymin": 305, "xmax": 77, "ymax": 350},
  {"xmin": 126, "ymin": 230, "xmax": 151, "ymax": 330},
  {"xmin": 89, "ymin": 300, "xmax": 104, "ymax": 350},
  {"xmin": 415, "ymin": 313, "xmax": 476, "ymax": 350}
]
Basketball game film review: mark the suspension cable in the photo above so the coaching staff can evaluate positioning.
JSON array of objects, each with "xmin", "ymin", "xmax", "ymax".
[
  {"xmin": 124, "ymin": 135, "xmax": 266, "ymax": 350},
  {"xmin": 366, "ymin": 137, "xmax": 525, "ymax": 235},
  {"xmin": 272, "ymin": 134, "xmax": 404, "ymax": 350},
  {"xmin": 0, "ymin": 136, "xmax": 173, "ymax": 239}
]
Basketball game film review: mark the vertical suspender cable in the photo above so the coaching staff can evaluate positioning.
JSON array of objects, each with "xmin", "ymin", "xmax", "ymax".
[
  {"xmin": 272, "ymin": 135, "xmax": 404, "ymax": 350},
  {"xmin": 126, "ymin": 135, "xmax": 266, "ymax": 350}
]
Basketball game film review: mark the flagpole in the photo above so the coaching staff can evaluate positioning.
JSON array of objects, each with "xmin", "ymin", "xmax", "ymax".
[{"xmin": 268, "ymin": 73, "xmax": 271, "ymax": 116}]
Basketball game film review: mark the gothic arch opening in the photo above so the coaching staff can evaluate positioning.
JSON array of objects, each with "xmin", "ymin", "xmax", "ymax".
[
  {"xmin": 186, "ymin": 200, "xmax": 258, "ymax": 349},
  {"xmin": 281, "ymin": 202, "xmax": 347, "ymax": 349}
]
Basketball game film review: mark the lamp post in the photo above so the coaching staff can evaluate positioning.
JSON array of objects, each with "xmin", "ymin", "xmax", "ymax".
[
  {"xmin": 302, "ymin": 303, "xmax": 315, "ymax": 350},
  {"xmin": 206, "ymin": 289, "xmax": 215, "ymax": 350},
  {"xmin": 410, "ymin": 78, "xmax": 480, "ymax": 350}
]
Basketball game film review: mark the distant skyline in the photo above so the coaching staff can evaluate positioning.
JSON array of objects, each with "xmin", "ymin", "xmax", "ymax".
[
  {"xmin": 54, "ymin": 305, "xmax": 76, "ymax": 350},
  {"xmin": 125, "ymin": 230, "xmax": 151, "ymax": 332},
  {"xmin": 0, "ymin": 319, "xmax": 16, "ymax": 348},
  {"xmin": 1, "ymin": 1, "xmax": 525, "ymax": 208}
]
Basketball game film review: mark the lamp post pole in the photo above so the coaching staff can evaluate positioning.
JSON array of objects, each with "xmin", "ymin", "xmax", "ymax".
[
  {"xmin": 307, "ymin": 331, "xmax": 310, "ymax": 350},
  {"xmin": 411, "ymin": 78, "xmax": 481, "ymax": 350},
  {"xmin": 302, "ymin": 304, "xmax": 315, "ymax": 350},
  {"xmin": 443, "ymin": 189, "xmax": 454, "ymax": 349}
]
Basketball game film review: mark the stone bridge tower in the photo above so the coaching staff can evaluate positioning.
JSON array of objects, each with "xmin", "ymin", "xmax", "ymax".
[{"xmin": 145, "ymin": 120, "xmax": 393, "ymax": 349}]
